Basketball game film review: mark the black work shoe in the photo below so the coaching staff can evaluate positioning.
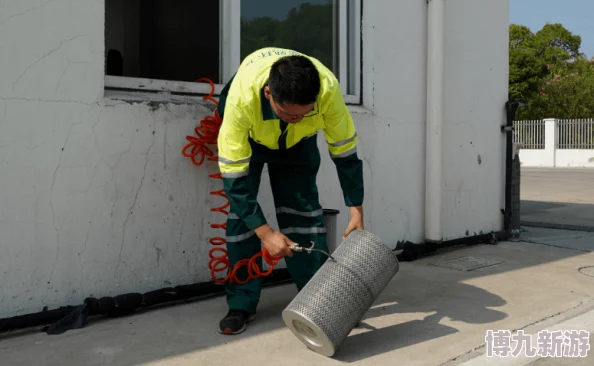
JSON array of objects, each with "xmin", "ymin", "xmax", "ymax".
[{"xmin": 218, "ymin": 309, "xmax": 256, "ymax": 335}]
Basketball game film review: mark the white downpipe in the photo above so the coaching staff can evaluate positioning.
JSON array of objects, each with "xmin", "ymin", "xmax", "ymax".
[{"xmin": 425, "ymin": 0, "xmax": 445, "ymax": 243}]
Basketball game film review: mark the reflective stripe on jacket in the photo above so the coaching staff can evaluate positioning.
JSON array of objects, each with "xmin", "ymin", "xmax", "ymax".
[
  {"xmin": 217, "ymin": 47, "xmax": 358, "ymax": 178},
  {"xmin": 216, "ymin": 47, "xmax": 364, "ymax": 230}
]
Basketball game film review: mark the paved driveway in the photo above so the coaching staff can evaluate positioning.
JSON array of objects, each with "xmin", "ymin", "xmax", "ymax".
[
  {"xmin": 2, "ymin": 233, "xmax": 594, "ymax": 366},
  {"xmin": 521, "ymin": 168, "xmax": 594, "ymax": 230}
]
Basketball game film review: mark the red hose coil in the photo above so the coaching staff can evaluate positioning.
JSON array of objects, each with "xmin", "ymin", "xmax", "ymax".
[{"xmin": 182, "ymin": 78, "xmax": 282, "ymax": 285}]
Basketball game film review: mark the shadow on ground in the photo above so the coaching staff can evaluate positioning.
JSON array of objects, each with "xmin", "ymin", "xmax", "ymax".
[
  {"xmin": 521, "ymin": 200, "xmax": 594, "ymax": 232},
  {"xmin": 520, "ymin": 167, "xmax": 594, "ymax": 231},
  {"xmin": 1, "ymin": 234, "xmax": 593, "ymax": 365},
  {"xmin": 334, "ymin": 281, "xmax": 507, "ymax": 362}
]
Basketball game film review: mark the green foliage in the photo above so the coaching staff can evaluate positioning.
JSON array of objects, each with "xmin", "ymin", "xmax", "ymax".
[
  {"xmin": 509, "ymin": 24, "xmax": 581, "ymax": 103},
  {"xmin": 240, "ymin": 3, "xmax": 335, "ymax": 71},
  {"xmin": 524, "ymin": 57, "xmax": 594, "ymax": 119},
  {"xmin": 509, "ymin": 24, "xmax": 546, "ymax": 102},
  {"xmin": 509, "ymin": 23, "xmax": 594, "ymax": 119}
]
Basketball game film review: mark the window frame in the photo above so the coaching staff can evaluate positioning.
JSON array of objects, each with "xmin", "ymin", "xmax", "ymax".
[{"xmin": 104, "ymin": 0, "xmax": 362, "ymax": 104}]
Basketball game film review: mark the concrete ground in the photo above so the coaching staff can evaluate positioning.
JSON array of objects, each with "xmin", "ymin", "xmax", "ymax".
[
  {"xmin": 521, "ymin": 168, "xmax": 594, "ymax": 230},
  {"xmin": 1, "ymin": 227, "xmax": 594, "ymax": 366}
]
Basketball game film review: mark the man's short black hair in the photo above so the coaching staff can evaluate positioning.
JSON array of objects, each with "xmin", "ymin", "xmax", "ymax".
[{"xmin": 268, "ymin": 55, "xmax": 321, "ymax": 106}]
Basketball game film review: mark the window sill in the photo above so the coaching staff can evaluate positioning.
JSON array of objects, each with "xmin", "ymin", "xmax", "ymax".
[
  {"xmin": 347, "ymin": 105, "xmax": 373, "ymax": 115},
  {"xmin": 103, "ymin": 87, "xmax": 371, "ymax": 117},
  {"xmin": 103, "ymin": 89, "xmax": 219, "ymax": 109}
]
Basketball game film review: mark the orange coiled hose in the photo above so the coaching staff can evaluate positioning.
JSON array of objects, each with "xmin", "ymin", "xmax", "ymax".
[{"xmin": 182, "ymin": 78, "xmax": 282, "ymax": 285}]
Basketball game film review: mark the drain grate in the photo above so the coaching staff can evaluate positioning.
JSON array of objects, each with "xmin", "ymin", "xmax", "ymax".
[
  {"xmin": 579, "ymin": 266, "xmax": 594, "ymax": 278},
  {"xmin": 434, "ymin": 256, "xmax": 503, "ymax": 271}
]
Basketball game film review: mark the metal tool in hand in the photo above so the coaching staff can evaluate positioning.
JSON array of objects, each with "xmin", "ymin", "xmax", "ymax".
[{"xmin": 289, "ymin": 241, "xmax": 335, "ymax": 261}]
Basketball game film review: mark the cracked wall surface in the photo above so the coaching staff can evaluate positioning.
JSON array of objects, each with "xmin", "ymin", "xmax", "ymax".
[{"xmin": 0, "ymin": 0, "xmax": 509, "ymax": 318}]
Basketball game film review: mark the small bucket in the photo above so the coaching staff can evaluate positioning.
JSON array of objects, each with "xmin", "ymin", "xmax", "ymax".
[{"xmin": 322, "ymin": 209, "xmax": 340, "ymax": 254}]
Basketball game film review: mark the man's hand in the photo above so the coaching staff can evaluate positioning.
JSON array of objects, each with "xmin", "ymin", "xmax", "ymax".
[
  {"xmin": 255, "ymin": 224, "xmax": 295, "ymax": 258},
  {"xmin": 343, "ymin": 206, "xmax": 364, "ymax": 239}
]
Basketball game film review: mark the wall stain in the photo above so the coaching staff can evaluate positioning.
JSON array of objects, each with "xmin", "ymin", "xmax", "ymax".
[
  {"xmin": 156, "ymin": 247, "xmax": 163, "ymax": 264},
  {"xmin": 147, "ymin": 102, "xmax": 162, "ymax": 112},
  {"xmin": 478, "ymin": 155, "xmax": 482, "ymax": 165}
]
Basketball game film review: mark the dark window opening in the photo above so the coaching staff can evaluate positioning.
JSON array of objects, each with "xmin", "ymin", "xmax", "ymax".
[{"xmin": 105, "ymin": 0, "xmax": 220, "ymax": 84}]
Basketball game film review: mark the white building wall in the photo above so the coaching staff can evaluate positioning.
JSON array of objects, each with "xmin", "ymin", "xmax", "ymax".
[
  {"xmin": 519, "ymin": 149, "xmax": 594, "ymax": 168},
  {"xmin": 0, "ymin": 0, "xmax": 509, "ymax": 318},
  {"xmin": 518, "ymin": 150, "xmax": 553, "ymax": 167},
  {"xmin": 441, "ymin": 0, "xmax": 509, "ymax": 239},
  {"xmin": 555, "ymin": 150, "xmax": 594, "ymax": 167}
]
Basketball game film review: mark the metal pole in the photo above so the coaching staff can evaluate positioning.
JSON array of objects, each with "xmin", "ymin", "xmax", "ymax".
[{"xmin": 503, "ymin": 101, "xmax": 520, "ymax": 233}]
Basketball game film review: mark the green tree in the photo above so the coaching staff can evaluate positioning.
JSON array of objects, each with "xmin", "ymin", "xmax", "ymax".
[
  {"xmin": 525, "ymin": 56, "xmax": 594, "ymax": 119},
  {"xmin": 509, "ymin": 24, "xmax": 544, "ymax": 102},
  {"xmin": 240, "ymin": 3, "xmax": 335, "ymax": 71},
  {"xmin": 509, "ymin": 23, "xmax": 582, "ymax": 104}
]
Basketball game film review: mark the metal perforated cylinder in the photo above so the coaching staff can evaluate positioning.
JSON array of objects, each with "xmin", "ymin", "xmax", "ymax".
[
  {"xmin": 282, "ymin": 230, "xmax": 399, "ymax": 357},
  {"xmin": 322, "ymin": 209, "xmax": 340, "ymax": 254}
]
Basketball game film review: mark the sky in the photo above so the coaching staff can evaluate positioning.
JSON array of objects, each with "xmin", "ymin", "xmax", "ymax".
[{"xmin": 510, "ymin": 0, "xmax": 594, "ymax": 58}]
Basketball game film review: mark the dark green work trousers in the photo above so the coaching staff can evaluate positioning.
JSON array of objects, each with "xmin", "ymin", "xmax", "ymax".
[
  {"xmin": 224, "ymin": 137, "xmax": 329, "ymax": 313},
  {"xmin": 216, "ymin": 78, "xmax": 329, "ymax": 314}
]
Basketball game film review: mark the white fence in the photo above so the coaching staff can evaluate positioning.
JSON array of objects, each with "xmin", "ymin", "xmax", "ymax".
[{"xmin": 514, "ymin": 118, "xmax": 594, "ymax": 168}]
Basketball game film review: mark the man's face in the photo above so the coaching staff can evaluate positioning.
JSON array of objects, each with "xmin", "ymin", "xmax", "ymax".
[{"xmin": 264, "ymin": 86, "xmax": 315, "ymax": 124}]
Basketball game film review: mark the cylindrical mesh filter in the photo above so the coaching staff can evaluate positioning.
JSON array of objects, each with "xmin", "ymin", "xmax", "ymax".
[
  {"xmin": 282, "ymin": 230, "xmax": 399, "ymax": 357},
  {"xmin": 322, "ymin": 209, "xmax": 339, "ymax": 254}
]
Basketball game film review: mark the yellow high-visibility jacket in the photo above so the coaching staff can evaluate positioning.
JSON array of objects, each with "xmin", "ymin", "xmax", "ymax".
[{"xmin": 216, "ymin": 47, "xmax": 363, "ymax": 230}]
